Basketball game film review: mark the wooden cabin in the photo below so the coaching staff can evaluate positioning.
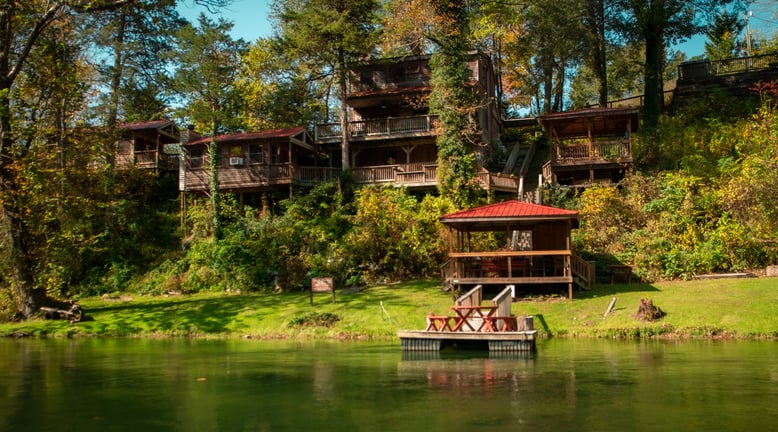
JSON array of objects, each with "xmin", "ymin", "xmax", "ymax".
[
  {"xmin": 539, "ymin": 107, "xmax": 638, "ymax": 187},
  {"xmin": 315, "ymin": 52, "xmax": 514, "ymax": 192},
  {"xmin": 180, "ymin": 127, "xmax": 333, "ymax": 198},
  {"xmin": 116, "ymin": 120, "xmax": 180, "ymax": 170},
  {"xmin": 439, "ymin": 200, "xmax": 593, "ymax": 299}
]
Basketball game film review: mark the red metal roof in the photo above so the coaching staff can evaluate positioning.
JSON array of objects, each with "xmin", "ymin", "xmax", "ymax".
[
  {"xmin": 440, "ymin": 200, "xmax": 579, "ymax": 231},
  {"xmin": 442, "ymin": 200, "xmax": 578, "ymax": 220},
  {"xmin": 187, "ymin": 126, "xmax": 307, "ymax": 146}
]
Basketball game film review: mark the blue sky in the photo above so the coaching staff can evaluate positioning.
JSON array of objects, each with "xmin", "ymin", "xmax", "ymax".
[
  {"xmin": 176, "ymin": 0, "xmax": 778, "ymax": 58},
  {"xmin": 177, "ymin": 0, "xmax": 274, "ymax": 42}
]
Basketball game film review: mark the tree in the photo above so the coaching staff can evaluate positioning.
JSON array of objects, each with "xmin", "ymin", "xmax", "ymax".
[
  {"xmin": 238, "ymin": 38, "xmax": 328, "ymax": 131},
  {"xmin": 0, "ymin": 0, "xmax": 143, "ymax": 319},
  {"xmin": 705, "ymin": 9, "xmax": 745, "ymax": 60},
  {"xmin": 168, "ymin": 13, "xmax": 247, "ymax": 240},
  {"xmin": 582, "ymin": 0, "xmax": 609, "ymax": 106},
  {"xmin": 272, "ymin": 0, "xmax": 380, "ymax": 171},
  {"xmin": 84, "ymin": 0, "xmax": 185, "ymax": 125},
  {"xmin": 380, "ymin": 0, "xmax": 436, "ymax": 56},
  {"xmin": 612, "ymin": 0, "xmax": 746, "ymax": 131},
  {"xmin": 427, "ymin": 0, "xmax": 483, "ymax": 206}
]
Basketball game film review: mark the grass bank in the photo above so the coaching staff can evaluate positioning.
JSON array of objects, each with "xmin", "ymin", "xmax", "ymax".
[{"xmin": 1, "ymin": 277, "xmax": 776, "ymax": 339}]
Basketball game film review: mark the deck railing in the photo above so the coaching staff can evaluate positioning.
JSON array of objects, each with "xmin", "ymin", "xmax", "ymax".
[
  {"xmin": 134, "ymin": 150, "xmax": 177, "ymax": 170},
  {"xmin": 476, "ymin": 172, "xmax": 520, "ymax": 192},
  {"xmin": 315, "ymin": 115, "xmax": 439, "ymax": 141},
  {"xmin": 554, "ymin": 139, "xmax": 631, "ymax": 164},
  {"xmin": 570, "ymin": 254, "xmax": 595, "ymax": 290},
  {"xmin": 678, "ymin": 54, "xmax": 778, "ymax": 81},
  {"xmin": 351, "ymin": 162, "xmax": 438, "ymax": 186},
  {"xmin": 447, "ymin": 250, "xmax": 572, "ymax": 280}
]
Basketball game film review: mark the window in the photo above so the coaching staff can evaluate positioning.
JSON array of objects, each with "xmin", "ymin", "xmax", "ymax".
[
  {"xmin": 511, "ymin": 230, "xmax": 533, "ymax": 251},
  {"xmin": 189, "ymin": 148, "xmax": 204, "ymax": 169},
  {"xmin": 249, "ymin": 144, "xmax": 263, "ymax": 164}
]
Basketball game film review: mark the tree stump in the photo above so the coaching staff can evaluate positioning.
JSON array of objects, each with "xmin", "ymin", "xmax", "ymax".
[{"xmin": 633, "ymin": 298, "xmax": 665, "ymax": 321}]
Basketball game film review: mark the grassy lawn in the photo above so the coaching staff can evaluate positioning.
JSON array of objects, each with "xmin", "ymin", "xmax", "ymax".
[{"xmin": 1, "ymin": 277, "xmax": 777, "ymax": 339}]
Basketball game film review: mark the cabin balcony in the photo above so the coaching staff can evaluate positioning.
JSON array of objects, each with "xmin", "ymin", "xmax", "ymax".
[
  {"xmin": 441, "ymin": 251, "xmax": 594, "ymax": 291},
  {"xmin": 184, "ymin": 163, "xmax": 341, "ymax": 192},
  {"xmin": 351, "ymin": 162, "xmax": 439, "ymax": 188},
  {"xmin": 551, "ymin": 139, "xmax": 632, "ymax": 167},
  {"xmin": 129, "ymin": 150, "xmax": 178, "ymax": 171},
  {"xmin": 315, "ymin": 115, "xmax": 439, "ymax": 144}
]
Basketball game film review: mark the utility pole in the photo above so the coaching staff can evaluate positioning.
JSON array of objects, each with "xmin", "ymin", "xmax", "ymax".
[{"xmin": 745, "ymin": 10, "xmax": 753, "ymax": 57}]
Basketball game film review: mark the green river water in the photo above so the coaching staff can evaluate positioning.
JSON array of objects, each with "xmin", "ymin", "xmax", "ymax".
[{"xmin": 1, "ymin": 338, "xmax": 776, "ymax": 432}]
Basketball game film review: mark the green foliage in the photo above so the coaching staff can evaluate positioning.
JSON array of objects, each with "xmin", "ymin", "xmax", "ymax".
[
  {"xmin": 343, "ymin": 187, "xmax": 455, "ymax": 282},
  {"xmin": 288, "ymin": 312, "xmax": 341, "ymax": 328},
  {"xmin": 572, "ymin": 91, "xmax": 778, "ymax": 280}
]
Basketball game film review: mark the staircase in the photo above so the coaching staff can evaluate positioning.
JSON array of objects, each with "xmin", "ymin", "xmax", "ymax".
[
  {"xmin": 502, "ymin": 141, "xmax": 536, "ymax": 177},
  {"xmin": 571, "ymin": 254, "xmax": 595, "ymax": 290}
]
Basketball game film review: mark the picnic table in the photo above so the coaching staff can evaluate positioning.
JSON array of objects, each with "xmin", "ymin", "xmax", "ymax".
[{"xmin": 450, "ymin": 304, "xmax": 497, "ymax": 332}]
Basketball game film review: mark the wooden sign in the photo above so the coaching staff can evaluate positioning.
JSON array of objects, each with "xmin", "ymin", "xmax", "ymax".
[{"xmin": 310, "ymin": 277, "xmax": 335, "ymax": 305}]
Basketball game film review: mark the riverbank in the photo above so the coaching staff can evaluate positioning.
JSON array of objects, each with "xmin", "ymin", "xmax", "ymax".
[{"xmin": 1, "ymin": 277, "xmax": 776, "ymax": 339}]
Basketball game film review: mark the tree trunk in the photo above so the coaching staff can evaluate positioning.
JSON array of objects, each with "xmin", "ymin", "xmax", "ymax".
[
  {"xmin": 591, "ymin": 0, "xmax": 608, "ymax": 107},
  {"xmin": 337, "ymin": 47, "xmax": 350, "ymax": 171},
  {"xmin": 107, "ymin": 6, "xmax": 127, "ymax": 128},
  {"xmin": 642, "ymin": 18, "xmax": 664, "ymax": 131},
  {"xmin": 209, "ymin": 119, "xmax": 222, "ymax": 240},
  {"xmin": 0, "ymin": 87, "xmax": 45, "ymax": 318}
]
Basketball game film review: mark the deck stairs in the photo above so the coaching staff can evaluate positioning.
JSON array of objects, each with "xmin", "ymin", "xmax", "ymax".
[
  {"xmin": 502, "ymin": 141, "xmax": 536, "ymax": 178},
  {"xmin": 571, "ymin": 254, "xmax": 594, "ymax": 290}
]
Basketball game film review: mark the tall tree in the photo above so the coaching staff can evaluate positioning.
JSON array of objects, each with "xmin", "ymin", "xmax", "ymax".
[
  {"xmin": 705, "ymin": 9, "xmax": 745, "ymax": 60},
  {"xmin": 238, "ymin": 38, "xmax": 328, "ymax": 131},
  {"xmin": 168, "ymin": 13, "xmax": 247, "ymax": 240},
  {"xmin": 0, "ymin": 0, "xmax": 140, "ymax": 319},
  {"xmin": 428, "ymin": 0, "xmax": 482, "ymax": 206},
  {"xmin": 380, "ymin": 0, "xmax": 436, "ymax": 56},
  {"xmin": 612, "ymin": 0, "xmax": 746, "ymax": 130},
  {"xmin": 84, "ymin": 0, "xmax": 185, "ymax": 125},
  {"xmin": 272, "ymin": 0, "xmax": 380, "ymax": 171},
  {"xmin": 582, "ymin": 0, "xmax": 609, "ymax": 106}
]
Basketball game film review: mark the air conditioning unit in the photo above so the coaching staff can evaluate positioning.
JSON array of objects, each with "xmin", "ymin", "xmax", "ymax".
[{"xmin": 229, "ymin": 157, "xmax": 244, "ymax": 166}]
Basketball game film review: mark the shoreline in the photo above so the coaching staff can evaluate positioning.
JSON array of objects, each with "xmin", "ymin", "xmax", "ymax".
[{"xmin": 2, "ymin": 277, "xmax": 777, "ymax": 341}]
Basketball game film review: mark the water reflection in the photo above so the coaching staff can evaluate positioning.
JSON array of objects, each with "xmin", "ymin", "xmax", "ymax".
[{"xmin": 1, "ymin": 339, "xmax": 777, "ymax": 432}]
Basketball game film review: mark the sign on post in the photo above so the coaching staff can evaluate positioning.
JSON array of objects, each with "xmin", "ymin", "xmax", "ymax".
[{"xmin": 310, "ymin": 277, "xmax": 335, "ymax": 306}]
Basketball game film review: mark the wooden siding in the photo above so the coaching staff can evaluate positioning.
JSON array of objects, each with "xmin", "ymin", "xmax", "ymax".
[{"xmin": 183, "ymin": 164, "xmax": 343, "ymax": 192}]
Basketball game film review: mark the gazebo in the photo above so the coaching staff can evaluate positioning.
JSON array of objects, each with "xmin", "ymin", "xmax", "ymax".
[{"xmin": 439, "ymin": 200, "xmax": 592, "ymax": 299}]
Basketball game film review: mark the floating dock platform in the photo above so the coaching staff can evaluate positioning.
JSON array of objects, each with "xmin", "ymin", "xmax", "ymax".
[{"xmin": 398, "ymin": 330, "xmax": 537, "ymax": 352}]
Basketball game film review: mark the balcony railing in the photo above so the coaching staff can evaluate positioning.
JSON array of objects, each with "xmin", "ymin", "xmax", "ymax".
[
  {"xmin": 134, "ymin": 150, "xmax": 178, "ymax": 170},
  {"xmin": 553, "ymin": 140, "xmax": 631, "ymax": 165},
  {"xmin": 351, "ymin": 162, "xmax": 438, "ymax": 187},
  {"xmin": 315, "ymin": 115, "xmax": 439, "ymax": 141},
  {"xmin": 678, "ymin": 54, "xmax": 778, "ymax": 81}
]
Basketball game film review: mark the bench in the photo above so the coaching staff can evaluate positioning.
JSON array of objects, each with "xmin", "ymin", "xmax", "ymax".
[
  {"xmin": 454, "ymin": 284, "xmax": 482, "ymax": 306},
  {"xmin": 425, "ymin": 314, "xmax": 454, "ymax": 331},
  {"xmin": 451, "ymin": 285, "xmax": 484, "ymax": 331},
  {"xmin": 482, "ymin": 286, "xmax": 516, "ymax": 332}
]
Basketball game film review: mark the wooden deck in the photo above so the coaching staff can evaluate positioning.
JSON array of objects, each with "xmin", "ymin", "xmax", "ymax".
[
  {"xmin": 398, "ymin": 330, "xmax": 537, "ymax": 352},
  {"xmin": 399, "ymin": 285, "xmax": 536, "ymax": 352}
]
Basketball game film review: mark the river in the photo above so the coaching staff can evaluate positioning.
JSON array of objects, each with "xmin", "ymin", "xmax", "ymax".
[{"xmin": 1, "ymin": 338, "xmax": 776, "ymax": 431}]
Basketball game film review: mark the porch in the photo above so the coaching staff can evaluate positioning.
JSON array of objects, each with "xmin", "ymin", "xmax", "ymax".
[
  {"xmin": 439, "ymin": 200, "xmax": 591, "ymax": 299},
  {"xmin": 315, "ymin": 115, "xmax": 439, "ymax": 143},
  {"xmin": 441, "ymin": 251, "xmax": 594, "ymax": 293}
]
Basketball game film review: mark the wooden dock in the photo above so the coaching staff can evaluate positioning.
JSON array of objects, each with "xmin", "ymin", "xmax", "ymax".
[
  {"xmin": 398, "ymin": 329, "xmax": 537, "ymax": 352},
  {"xmin": 399, "ymin": 285, "xmax": 537, "ymax": 352}
]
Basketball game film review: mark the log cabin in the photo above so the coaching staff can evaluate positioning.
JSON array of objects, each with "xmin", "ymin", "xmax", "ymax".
[
  {"xmin": 539, "ymin": 107, "xmax": 638, "ymax": 187},
  {"xmin": 179, "ymin": 126, "xmax": 333, "ymax": 200},
  {"xmin": 315, "ymin": 52, "xmax": 516, "ymax": 193},
  {"xmin": 115, "ymin": 120, "xmax": 181, "ymax": 171}
]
